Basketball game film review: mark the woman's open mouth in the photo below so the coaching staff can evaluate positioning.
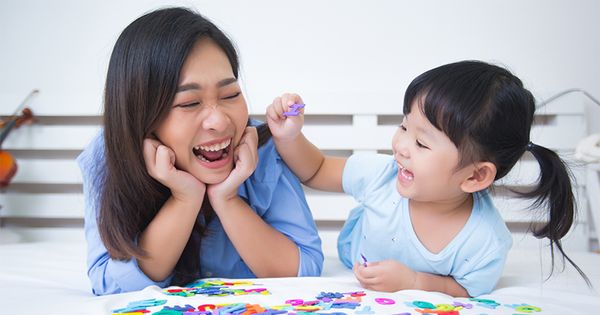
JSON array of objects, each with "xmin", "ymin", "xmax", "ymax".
[{"xmin": 193, "ymin": 138, "xmax": 232, "ymax": 163}]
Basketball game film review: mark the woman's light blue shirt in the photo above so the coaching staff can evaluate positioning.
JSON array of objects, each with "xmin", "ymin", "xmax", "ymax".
[
  {"xmin": 78, "ymin": 130, "xmax": 323, "ymax": 295},
  {"xmin": 338, "ymin": 153, "xmax": 512, "ymax": 297}
]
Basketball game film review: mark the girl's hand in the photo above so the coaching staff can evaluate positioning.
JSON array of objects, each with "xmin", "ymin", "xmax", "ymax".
[
  {"xmin": 353, "ymin": 259, "xmax": 417, "ymax": 292},
  {"xmin": 266, "ymin": 93, "xmax": 305, "ymax": 142},
  {"xmin": 143, "ymin": 138, "xmax": 205, "ymax": 207},
  {"xmin": 207, "ymin": 127, "xmax": 258, "ymax": 208}
]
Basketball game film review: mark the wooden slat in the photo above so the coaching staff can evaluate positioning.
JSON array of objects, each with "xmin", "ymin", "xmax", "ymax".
[
  {"xmin": 306, "ymin": 191, "xmax": 587, "ymax": 223},
  {"xmin": 3, "ymin": 188, "xmax": 585, "ymax": 223},
  {"xmin": 2, "ymin": 114, "xmax": 585, "ymax": 151},
  {"xmin": 0, "ymin": 90, "xmax": 585, "ymax": 116},
  {"xmin": 0, "ymin": 193, "xmax": 84, "ymax": 218},
  {"xmin": 6, "ymin": 156, "xmax": 585, "ymax": 189},
  {"xmin": 3, "ymin": 125, "xmax": 100, "ymax": 150},
  {"xmin": 12, "ymin": 160, "xmax": 82, "ymax": 184}
]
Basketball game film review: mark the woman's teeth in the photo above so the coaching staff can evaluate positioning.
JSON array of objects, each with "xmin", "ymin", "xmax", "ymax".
[
  {"xmin": 193, "ymin": 139, "xmax": 231, "ymax": 162},
  {"xmin": 194, "ymin": 139, "xmax": 231, "ymax": 152}
]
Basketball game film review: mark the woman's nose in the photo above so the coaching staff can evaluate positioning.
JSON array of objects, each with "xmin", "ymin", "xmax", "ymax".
[{"xmin": 201, "ymin": 105, "xmax": 229, "ymax": 131}]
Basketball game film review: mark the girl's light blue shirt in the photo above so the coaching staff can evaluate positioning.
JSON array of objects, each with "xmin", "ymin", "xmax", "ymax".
[
  {"xmin": 78, "ymin": 130, "xmax": 323, "ymax": 295},
  {"xmin": 338, "ymin": 153, "xmax": 512, "ymax": 297}
]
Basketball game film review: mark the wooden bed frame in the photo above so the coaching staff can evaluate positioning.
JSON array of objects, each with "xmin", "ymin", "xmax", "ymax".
[{"xmin": 0, "ymin": 97, "xmax": 595, "ymax": 253}]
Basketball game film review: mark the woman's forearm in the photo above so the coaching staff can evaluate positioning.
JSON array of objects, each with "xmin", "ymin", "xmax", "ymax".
[
  {"xmin": 137, "ymin": 196, "xmax": 202, "ymax": 281},
  {"xmin": 213, "ymin": 197, "xmax": 300, "ymax": 277}
]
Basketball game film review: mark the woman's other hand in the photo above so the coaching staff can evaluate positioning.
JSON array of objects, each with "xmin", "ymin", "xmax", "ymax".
[{"xmin": 207, "ymin": 126, "xmax": 258, "ymax": 208}]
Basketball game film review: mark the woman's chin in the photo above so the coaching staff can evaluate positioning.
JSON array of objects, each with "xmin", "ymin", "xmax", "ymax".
[{"xmin": 193, "ymin": 165, "xmax": 233, "ymax": 185}]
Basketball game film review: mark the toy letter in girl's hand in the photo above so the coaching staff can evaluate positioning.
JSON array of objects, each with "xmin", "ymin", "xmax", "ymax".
[
  {"xmin": 283, "ymin": 103, "xmax": 305, "ymax": 116},
  {"xmin": 360, "ymin": 254, "xmax": 368, "ymax": 267}
]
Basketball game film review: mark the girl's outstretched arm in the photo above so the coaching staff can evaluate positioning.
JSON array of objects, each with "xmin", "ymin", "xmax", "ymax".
[
  {"xmin": 354, "ymin": 260, "xmax": 469, "ymax": 297},
  {"xmin": 266, "ymin": 93, "xmax": 345, "ymax": 192}
]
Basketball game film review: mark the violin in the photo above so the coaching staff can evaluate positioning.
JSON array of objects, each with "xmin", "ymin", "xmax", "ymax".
[{"xmin": 0, "ymin": 90, "xmax": 37, "ymax": 188}]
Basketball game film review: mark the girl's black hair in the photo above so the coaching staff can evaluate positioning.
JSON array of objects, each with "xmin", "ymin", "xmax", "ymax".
[
  {"xmin": 403, "ymin": 60, "xmax": 589, "ymax": 285},
  {"xmin": 101, "ymin": 7, "xmax": 270, "ymax": 287}
]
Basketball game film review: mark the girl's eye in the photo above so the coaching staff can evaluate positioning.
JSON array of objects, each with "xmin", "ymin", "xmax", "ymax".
[
  {"xmin": 223, "ymin": 92, "xmax": 241, "ymax": 100},
  {"xmin": 176, "ymin": 102, "xmax": 200, "ymax": 108},
  {"xmin": 416, "ymin": 140, "xmax": 429, "ymax": 149},
  {"xmin": 399, "ymin": 124, "xmax": 407, "ymax": 131}
]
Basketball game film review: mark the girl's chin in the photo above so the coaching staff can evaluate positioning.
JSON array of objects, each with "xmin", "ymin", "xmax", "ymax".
[{"xmin": 395, "ymin": 181, "xmax": 413, "ymax": 198}]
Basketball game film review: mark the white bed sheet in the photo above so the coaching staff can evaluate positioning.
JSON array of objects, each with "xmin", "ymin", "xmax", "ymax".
[{"xmin": 0, "ymin": 240, "xmax": 598, "ymax": 315}]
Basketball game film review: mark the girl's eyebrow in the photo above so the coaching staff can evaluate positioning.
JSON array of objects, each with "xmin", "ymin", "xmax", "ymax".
[
  {"xmin": 416, "ymin": 125, "xmax": 434, "ymax": 139},
  {"xmin": 176, "ymin": 77, "xmax": 237, "ymax": 92}
]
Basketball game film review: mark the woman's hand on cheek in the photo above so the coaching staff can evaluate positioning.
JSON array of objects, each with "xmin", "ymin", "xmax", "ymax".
[
  {"xmin": 207, "ymin": 127, "xmax": 258, "ymax": 209},
  {"xmin": 353, "ymin": 259, "xmax": 417, "ymax": 292},
  {"xmin": 143, "ymin": 138, "xmax": 206, "ymax": 208}
]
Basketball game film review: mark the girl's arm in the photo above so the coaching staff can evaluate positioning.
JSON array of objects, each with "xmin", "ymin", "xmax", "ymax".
[
  {"xmin": 354, "ymin": 260, "xmax": 469, "ymax": 297},
  {"xmin": 266, "ymin": 93, "xmax": 345, "ymax": 192}
]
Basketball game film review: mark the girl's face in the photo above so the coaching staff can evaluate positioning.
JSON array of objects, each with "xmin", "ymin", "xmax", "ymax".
[
  {"xmin": 391, "ymin": 101, "xmax": 474, "ymax": 202},
  {"xmin": 155, "ymin": 39, "xmax": 248, "ymax": 184}
]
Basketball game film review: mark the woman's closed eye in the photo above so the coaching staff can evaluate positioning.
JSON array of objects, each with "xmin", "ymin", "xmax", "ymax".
[
  {"xmin": 176, "ymin": 101, "xmax": 200, "ymax": 108},
  {"xmin": 222, "ymin": 92, "xmax": 241, "ymax": 100}
]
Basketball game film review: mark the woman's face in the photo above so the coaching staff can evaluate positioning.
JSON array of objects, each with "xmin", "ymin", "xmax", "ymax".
[{"xmin": 155, "ymin": 38, "xmax": 248, "ymax": 184}]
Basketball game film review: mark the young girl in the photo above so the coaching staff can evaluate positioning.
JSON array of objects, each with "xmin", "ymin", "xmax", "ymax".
[
  {"xmin": 266, "ymin": 60, "xmax": 588, "ymax": 297},
  {"xmin": 78, "ymin": 7, "xmax": 323, "ymax": 295}
]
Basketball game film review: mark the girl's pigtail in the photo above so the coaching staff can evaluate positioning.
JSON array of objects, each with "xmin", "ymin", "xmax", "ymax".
[{"xmin": 523, "ymin": 142, "xmax": 591, "ymax": 286}]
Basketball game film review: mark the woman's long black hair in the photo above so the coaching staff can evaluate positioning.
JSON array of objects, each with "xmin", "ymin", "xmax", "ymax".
[
  {"xmin": 101, "ymin": 7, "xmax": 270, "ymax": 286},
  {"xmin": 403, "ymin": 60, "xmax": 589, "ymax": 285}
]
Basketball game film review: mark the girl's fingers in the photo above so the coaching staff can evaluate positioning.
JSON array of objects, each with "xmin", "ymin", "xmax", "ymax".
[{"xmin": 266, "ymin": 103, "xmax": 281, "ymax": 122}]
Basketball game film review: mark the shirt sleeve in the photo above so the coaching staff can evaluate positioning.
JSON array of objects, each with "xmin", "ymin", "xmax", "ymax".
[
  {"xmin": 270, "ymin": 164, "xmax": 324, "ymax": 276},
  {"xmin": 77, "ymin": 132, "xmax": 172, "ymax": 295},
  {"xmin": 342, "ymin": 153, "xmax": 392, "ymax": 202}
]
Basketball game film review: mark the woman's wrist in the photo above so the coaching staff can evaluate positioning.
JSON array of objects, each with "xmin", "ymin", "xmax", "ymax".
[
  {"xmin": 167, "ymin": 192, "xmax": 204, "ymax": 213},
  {"xmin": 210, "ymin": 194, "xmax": 243, "ymax": 214}
]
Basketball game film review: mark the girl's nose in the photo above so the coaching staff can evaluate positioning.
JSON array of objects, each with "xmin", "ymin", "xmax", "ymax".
[{"xmin": 392, "ymin": 134, "xmax": 410, "ymax": 159}]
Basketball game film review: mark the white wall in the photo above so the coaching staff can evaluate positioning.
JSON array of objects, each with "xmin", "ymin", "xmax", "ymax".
[{"xmin": 1, "ymin": 0, "xmax": 599, "ymax": 129}]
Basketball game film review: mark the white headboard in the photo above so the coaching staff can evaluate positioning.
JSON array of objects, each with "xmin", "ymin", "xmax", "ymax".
[{"xmin": 0, "ymin": 97, "xmax": 594, "ymax": 254}]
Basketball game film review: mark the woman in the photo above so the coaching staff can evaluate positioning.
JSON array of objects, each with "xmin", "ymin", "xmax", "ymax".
[{"xmin": 78, "ymin": 7, "xmax": 323, "ymax": 295}]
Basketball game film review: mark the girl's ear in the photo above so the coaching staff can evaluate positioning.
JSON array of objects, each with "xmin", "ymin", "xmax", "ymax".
[{"xmin": 460, "ymin": 162, "xmax": 496, "ymax": 193}]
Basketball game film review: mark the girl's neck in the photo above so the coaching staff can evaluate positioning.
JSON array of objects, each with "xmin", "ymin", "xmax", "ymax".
[{"xmin": 409, "ymin": 193, "xmax": 473, "ymax": 217}]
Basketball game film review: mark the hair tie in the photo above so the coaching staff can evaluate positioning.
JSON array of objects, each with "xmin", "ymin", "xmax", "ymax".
[{"xmin": 526, "ymin": 141, "xmax": 535, "ymax": 151}]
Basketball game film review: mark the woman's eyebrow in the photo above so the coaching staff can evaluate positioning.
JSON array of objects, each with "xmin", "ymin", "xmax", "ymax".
[{"xmin": 176, "ymin": 77, "xmax": 238, "ymax": 92}]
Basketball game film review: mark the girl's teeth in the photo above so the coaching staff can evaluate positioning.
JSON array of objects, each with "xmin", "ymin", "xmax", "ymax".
[{"xmin": 400, "ymin": 168, "xmax": 414, "ymax": 180}]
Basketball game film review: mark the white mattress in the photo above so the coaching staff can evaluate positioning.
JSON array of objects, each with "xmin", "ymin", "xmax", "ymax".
[{"xmin": 0, "ymin": 240, "xmax": 598, "ymax": 314}]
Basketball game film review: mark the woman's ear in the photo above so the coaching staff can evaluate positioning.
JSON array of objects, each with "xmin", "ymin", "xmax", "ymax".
[{"xmin": 460, "ymin": 162, "xmax": 497, "ymax": 193}]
